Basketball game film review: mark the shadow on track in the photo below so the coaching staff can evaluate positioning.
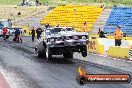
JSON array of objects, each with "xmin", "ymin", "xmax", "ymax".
[{"xmin": 32, "ymin": 55, "xmax": 74, "ymax": 65}]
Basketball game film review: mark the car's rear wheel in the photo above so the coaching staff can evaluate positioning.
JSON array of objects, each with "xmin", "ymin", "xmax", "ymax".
[
  {"xmin": 63, "ymin": 52, "xmax": 73, "ymax": 59},
  {"xmin": 46, "ymin": 48, "xmax": 52, "ymax": 60},
  {"xmin": 36, "ymin": 51, "xmax": 43, "ymax": 58},
  {"xmin": 36, "ymin": 48, "xmax": 46, "ymax": 58}
]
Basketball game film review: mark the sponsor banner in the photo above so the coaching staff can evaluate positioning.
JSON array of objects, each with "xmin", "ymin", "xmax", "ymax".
[{"xmin": 76, "ymin": 66, "xmax": 131, "ymax": 85}]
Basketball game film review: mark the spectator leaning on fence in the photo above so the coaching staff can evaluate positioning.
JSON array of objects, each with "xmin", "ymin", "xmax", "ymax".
[
  {"xmin": 114, "ymin": 25, "xmax": 123, "ymax": 46},
  {"xmin": 97, "ymin": 27, "xmax": 107, "ymax": 38}
]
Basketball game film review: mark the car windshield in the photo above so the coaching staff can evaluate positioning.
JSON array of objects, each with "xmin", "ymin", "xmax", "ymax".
[
  {"xmin": 66, "ymin": 28, "xmax": 74, "ymax": 31},
  {"xmin": 47, "ymin": 28, "xmax": 75, "ymax": 34},
  {"xmin": 50, "ymin": 28, "xmax": 62, "ymax": 34},
  {"xmin": 61, "ymin": 28, "xmax": 75, "ymax": 32}
]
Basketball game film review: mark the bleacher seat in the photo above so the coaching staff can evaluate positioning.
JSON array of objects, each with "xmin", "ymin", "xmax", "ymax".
[
  {"xmin": 104, "ymin": 7, "xmax": 132, "ymax": 34},
  {"xmin": 40, "ymin": 5, "xmax": 103, "ymax": 32}
]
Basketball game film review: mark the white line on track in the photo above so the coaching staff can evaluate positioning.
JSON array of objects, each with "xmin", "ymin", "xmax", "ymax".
[{"xmin": 0, "ymin": 67, "xmax": 17, "ymax": 88}]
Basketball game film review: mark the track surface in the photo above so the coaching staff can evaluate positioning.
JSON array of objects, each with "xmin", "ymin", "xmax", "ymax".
[{"xmin": 0, "ymin": 36, "xmax": 131, "ymax": 88}]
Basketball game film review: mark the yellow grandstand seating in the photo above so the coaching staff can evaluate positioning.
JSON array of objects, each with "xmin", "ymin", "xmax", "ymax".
[{"xmin": 40, "ymin": 5, "xmax": 103, "ymax": 32}]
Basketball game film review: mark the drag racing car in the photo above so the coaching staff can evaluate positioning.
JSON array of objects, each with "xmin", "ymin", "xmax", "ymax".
[{"xmin": 35, "ymin": 27, "xmax": 89, "ymax": 60}]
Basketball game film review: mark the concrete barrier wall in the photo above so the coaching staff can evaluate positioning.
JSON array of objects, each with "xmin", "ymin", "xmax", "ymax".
[
  {"xmin": 87, "ymin": 38, "xmax": 104, "ymax": 55},
  {"xmin": 107, "ymin": 46, "xmax": 129, "ymax": 59},
  {"xmin": 87, "ymin": 38, "xmax": 132, "ymax": 60}
]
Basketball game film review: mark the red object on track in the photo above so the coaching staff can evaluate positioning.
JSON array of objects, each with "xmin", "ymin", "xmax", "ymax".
[{"xmin": 0, "ymin": 72, "xmax": 10, "ymax": 88}]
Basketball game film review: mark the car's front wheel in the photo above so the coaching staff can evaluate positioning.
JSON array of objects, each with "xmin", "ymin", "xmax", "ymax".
[
  {"xmin": 46, "ymin": 48, "xmax": 52, "ymax": 60},
  {"xmin": 81, "ymin": 45, "xmax": 87, "ymax": 57}
]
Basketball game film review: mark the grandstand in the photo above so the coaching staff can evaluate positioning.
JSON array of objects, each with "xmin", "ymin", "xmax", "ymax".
[
  {"xmin": 103, "ymin": 7, "xmax": 132, "ymax": 34},
  {"xmin": 40, "ymin": 5, "xmax": 103, "ymax": 32}
]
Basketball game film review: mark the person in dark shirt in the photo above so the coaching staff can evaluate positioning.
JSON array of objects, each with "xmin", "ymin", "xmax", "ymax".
[
  {"xmin": 45, "ymin": 24, "xmax": 49, "ymax": 29},
  {"xmin": 13, "ymin": 28, "xmax": 22, "ymax": 42},
  {"xmin": 36, "ymin": 0, "xmax": 40, "ymax": 6},
  {"xmin": 97, "ymin": 28, "xmax": 107, "ymax": 38},
  {"xmin": 31, "ymin": 27, "xmax": 35, "ymax": 42},
  {"xmin": 36, "ymin": 27, "xmax": 43, "ymax": 39},
  {"xmin": 22, "ymin": 0, "xmax": 25, "ymax": 6},
  {"xmin": 56, "ymin": 24, "xmax": 59, "ymax": 27}
]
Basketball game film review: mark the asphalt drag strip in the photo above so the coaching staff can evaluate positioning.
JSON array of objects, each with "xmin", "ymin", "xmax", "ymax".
[{"xmin": 0, "ymin": 37, "xmax": 131, "ymax": 88}]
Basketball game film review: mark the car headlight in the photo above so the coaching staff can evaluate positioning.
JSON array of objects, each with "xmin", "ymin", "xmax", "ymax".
[
  {"xmin": 56, "ymin": 37, "xmax": 60, "ymax": 41},
  {"xmin": 82, "ymin": 36, "xmax": 86, "ymax": 40},
  {"xmin": 50, "ymin": 38, "xmax": 55, "ymax": 42},
  {"xmin": 66, "ymin": 36, "xmax": 70, "ymax": 40}
]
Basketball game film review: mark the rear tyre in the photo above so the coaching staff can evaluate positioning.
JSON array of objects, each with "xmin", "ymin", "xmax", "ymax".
[
  {"xmin": 36, "ymin": 51, "xmax": 43, "ymax": 58},
  {"xmin": 63, "ymin": 52, "xmax": 73, "ymax": 59},
  {"xmin": 36, "ymin": 48, "xmax": 46, "ymax": 58}
]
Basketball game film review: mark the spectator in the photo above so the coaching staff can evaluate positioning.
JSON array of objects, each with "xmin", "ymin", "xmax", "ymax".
[
  {"xmin": 13, "ymin": 28, "xmax": 22, "ymax": 42},
  {"xmin": 0, "ymin": 18, "xmax": 2, "ymax": 24},
  {"xmin": 22, "ymin": 0, "xmax": 25, "ymax": 6},
  {"xmin": 18, "ymin": 12, "xmax": 21, "ymax": 15},
  {"xmin": 114, "ymin": 25, "xmax": 123, "ymax": 46},
  {"xmin": 45, "ymin": 24, "xmax": 49, "ymax": 29},
  {"xmin": 36, "ymin": 0, "xmax": 42, "ymax": 6},
  {"xmin": 31, "ymin": 27, "xmax": 35, "ymax": 42},
  {"xmin": 56, "ymin": 24, "xmax": 59, "ymax": 27},
  {"xmin": 97, "ymin": 27, "xmax": 107, "ymax": 38},
  {"xmin": 2, "ymin": 27, "xmax": 8, "ymax": 40},
  {"xmin": 8, "ymin": 19, "xmax": 12, "ymax": 27},
  {"xmin": 36, "ymin": 27, "xmax": 43, "ymax": 39},
  {"xmin": 101, "ymin": 5, "xmax": 105, "ymax": 9},
  {"xmin": 46, "ymin": 2, "xmax": 48, "ymax": 6},
  {"xmin": 81, "ymin": 22, "xmax": 87, "ymax": 32},
  {"xmin": 36, "ymin": 0, "xmax": 39, "ymax": 6},
  {"xmin": 25, "ymin": 0, "xmax": 29, "ymax": 6}
]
